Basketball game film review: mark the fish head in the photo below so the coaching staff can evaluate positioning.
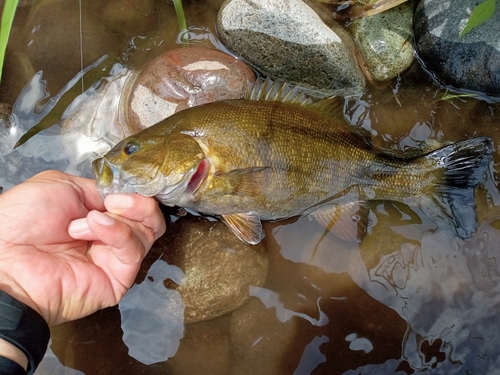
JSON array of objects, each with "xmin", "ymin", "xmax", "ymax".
[{"xmin": 93, "ymin": 133, "xmax": 206, "ymax": 206}]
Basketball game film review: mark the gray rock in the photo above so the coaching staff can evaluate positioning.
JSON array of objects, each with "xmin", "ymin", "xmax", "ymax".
[
  {"xmin": 414, "ymin": 0, "xmax": 500, "ymax": 98},
  {"xmin": 216, "ymin": 0, "xmax": 365, "ymax": 98},
  {"xmin": 349, "ymin": 3, "xmax": 414, "ymax": 82}
]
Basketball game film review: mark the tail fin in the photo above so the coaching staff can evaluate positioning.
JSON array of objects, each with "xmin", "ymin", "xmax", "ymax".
[{"xmin": 424, "ymin": 137, "xmax": 493, "ymax": 238}]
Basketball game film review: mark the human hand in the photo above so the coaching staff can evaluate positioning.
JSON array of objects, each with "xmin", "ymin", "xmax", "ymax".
[{"xmin": 0, "ymin": 170, "xmax": 166, "ymax": 325}]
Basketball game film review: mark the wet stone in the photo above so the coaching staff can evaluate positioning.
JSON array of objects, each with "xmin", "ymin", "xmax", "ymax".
[
  {"xmin": 216, "ymin": 0, "xmax": 365, "ymax": 98},
  {"xmin": 144, "ymin": 215, "xmax": 269, "ymax": 324},
  {"xmin": 349, "ymin": 2, "xmax": 414, "ymax": 82},
  {"xmin": 126, "ymin": 47, "xmax": 256, "ymax": 132},
  {"xmin": 414, "ymin": 0, "xmax": 500, "ymax": 99}
]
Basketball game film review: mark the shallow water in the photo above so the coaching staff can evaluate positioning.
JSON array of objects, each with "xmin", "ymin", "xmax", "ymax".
[{"xmin": 3, "ymin": 1, "xmax": 500, "ymax": 374}]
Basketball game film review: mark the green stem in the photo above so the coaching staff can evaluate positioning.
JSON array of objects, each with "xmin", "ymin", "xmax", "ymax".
[
  {"xmin": 172, "ymin": 0, "xmax": 189, "ymax": 46},
  {"xmin": 0, "ymin": 0, "xmax": 19, "ymax": 83}
]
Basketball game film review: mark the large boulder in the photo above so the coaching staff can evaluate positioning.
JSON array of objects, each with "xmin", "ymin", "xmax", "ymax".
[{"xmin": 216, "ymin": 0, "xmax": 365, "ymax": 98}]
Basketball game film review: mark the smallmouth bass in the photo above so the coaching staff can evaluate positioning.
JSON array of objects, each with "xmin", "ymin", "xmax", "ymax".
[{"xmin": 93, "ymin": 83, "xmax": 493, "ymax": 244}]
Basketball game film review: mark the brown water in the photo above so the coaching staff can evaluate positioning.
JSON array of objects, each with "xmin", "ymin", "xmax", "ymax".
[{"xmin": 3, "ymin": 1, "xmax": 500, "ymax": 374}]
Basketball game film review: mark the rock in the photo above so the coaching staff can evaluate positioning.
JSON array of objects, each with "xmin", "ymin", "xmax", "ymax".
[
  {"xmin": 169, "ymin": 316, "xmax": 232, "ymax": 375},
  {"xmin": 141, "ymin": 215, "xmax": 269, "ymax": 324},
  {"xmin": 349, "ymin": 2, "xmax": 414, "ymax": 82},
  {"xmin": 53, "ymin": 47, "xmax": 255, "ymax": 177},
  {"xmin": 228, "ymin": 297, "xmax": 308, "ymax": 374},
  {"xmin": 216, "ymin": 0, "xmax": 365, "ymax": 98},
  {"xmin": 126, "ymin": 47, "xmax": 256, "ymax": 132},
  {"xmin": 414, "ymin": 0, "xmax": 500, "ymax": 99}
]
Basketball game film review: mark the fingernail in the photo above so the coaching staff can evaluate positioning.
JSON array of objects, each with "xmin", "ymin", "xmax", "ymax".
[
  {"xmin": 105, "ymin": 194, "xmax": 134, "ymax": 210},
  {"xmin": 92, "ymin": 211, "xmax": 115, "ymax": 226},
  {"xmin": 68, "ymin": 218, "xmax": 90, "ymax": 236}
]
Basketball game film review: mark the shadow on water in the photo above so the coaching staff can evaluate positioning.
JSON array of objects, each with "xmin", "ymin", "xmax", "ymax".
[{"xmin": 3, "ymin": 1, "xmax": 500, "ymax": 374}]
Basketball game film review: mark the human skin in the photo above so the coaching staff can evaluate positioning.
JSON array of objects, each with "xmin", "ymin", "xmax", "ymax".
[{"xmin": 0, "ymin": 170, "xmax": 167, "ymax": 370}]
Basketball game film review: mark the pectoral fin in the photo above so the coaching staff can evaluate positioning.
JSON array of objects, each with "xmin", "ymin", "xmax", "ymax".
[
  {"xmin": 214, "ymin": 167, "xmax": 271, "ymax": 196},
  {"xmin": 309, "ymin": 201, "xmax": 370, "ymax": 242},
  {"xmin": 222, "ymin": 213, "xmax": 263, "ymax": 245}
]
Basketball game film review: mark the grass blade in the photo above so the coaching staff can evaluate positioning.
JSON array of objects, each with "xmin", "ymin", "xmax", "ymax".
[
  {"xmin": 0, "ymin": 0, "xmax": 19, "ymax": 83},
  {"xmin": 173, "ymin": 0, "xmax": 189, "ymax": 45}
]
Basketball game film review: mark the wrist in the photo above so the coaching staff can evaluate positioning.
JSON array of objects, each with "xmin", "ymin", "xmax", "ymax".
[
  {"xmin": 0, "ymin": 290, "xmax": 50, "ymax": 375},
  {"xmin": 0, "ymin": 338, "xmax": 28, "ymax": 370}
]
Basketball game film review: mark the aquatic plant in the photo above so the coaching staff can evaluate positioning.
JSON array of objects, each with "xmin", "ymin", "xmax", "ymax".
[
  {"xmin": 173, "ymin": 0, "xmax": 189, "ymax": 45},
  {"xmin": 0, "ymin": 0, "xmax": 19, "ymax": 83}
]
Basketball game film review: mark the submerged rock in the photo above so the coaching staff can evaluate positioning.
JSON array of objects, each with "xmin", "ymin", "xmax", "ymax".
[
  {"xmin": 349, "ymin": 2, "xmax": 414, "ymax": 82},
  {"xmin": 58, "ymin": 47, "xmax": 254, "ymax": 173},
  {"xmin": 414, "ymin": 0, "xmax": 500, "ymax": 98},
  {"xmin": 142, "ymin": 215, "xmax": 269, "ymax": 324},
  {"xmin": 126, "ymin": 47, "xmax": 255, "ymax": 132},
  {"xmin": 216, "ymin": 0, "xmax": 365, "ymax": 98}
]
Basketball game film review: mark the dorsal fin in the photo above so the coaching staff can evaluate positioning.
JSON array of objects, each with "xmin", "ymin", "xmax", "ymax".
[
  {"xmin": 248, "ymin": 77, "xmax": 353, "ymax": 123},
  {"xmin": 246, "ymin": 77, "xmax": 314, "ymax": 106},
  {"xmin": 247, "ymin": 77, "xmax": 374, "ymax": 149}
]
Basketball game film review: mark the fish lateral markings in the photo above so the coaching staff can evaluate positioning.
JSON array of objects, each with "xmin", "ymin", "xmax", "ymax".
[{"xmin": 93, "ymin": 81, "xmax": 494, "ymax": 244}]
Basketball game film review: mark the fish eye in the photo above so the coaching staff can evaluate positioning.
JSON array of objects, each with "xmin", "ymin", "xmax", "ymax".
[{"xmin": 124, "ymin": 142, "xmax": 140, "ymax": 155}]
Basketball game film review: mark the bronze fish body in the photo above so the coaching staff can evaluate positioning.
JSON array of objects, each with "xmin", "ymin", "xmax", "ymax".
[{"xmin": 93, "ymin": 90, "xmax": 493, "ymax": 244}]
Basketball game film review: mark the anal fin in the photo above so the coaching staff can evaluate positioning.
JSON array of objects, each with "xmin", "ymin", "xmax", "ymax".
[{"xmin": 308, "ymin": 201, "xmax": 370, "ymax": 242}]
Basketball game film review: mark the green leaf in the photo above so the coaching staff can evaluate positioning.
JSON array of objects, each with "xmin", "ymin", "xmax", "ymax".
[
  {"xmin": 460, "ymin": 0, "xmax": 496, "ymax": 38},
  {"xmin": 0, "ymin": 0, "xmax": 20, "ymax": 83}
]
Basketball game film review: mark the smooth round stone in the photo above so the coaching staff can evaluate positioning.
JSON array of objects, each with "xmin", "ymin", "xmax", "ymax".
[
  {"xmin": 126, "ymin": 47, "xmax": 256, "ymax": 132},
  {"xmin": 414, "ymin": 0, "xmax": 500, "ymax": 98},
  {"xmin": 148, "ymin": 215, "xmax": 269, "ymax": 324},
  {"xmin": 349, "ymin": 3, "xmax": 414, "ymax": 82},
  {"xmin": 216, "ymin": 0, "xmax": 365, "ymax": 98}
]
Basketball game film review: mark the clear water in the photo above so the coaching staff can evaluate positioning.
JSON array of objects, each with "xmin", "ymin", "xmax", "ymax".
[{"xmin": 2, "ymin": 1, "xmax": 500, "ymax": 374}]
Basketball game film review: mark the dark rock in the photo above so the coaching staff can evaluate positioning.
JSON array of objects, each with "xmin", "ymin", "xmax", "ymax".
[{"xmin": 414, "ymin": 0, "xmax": 500, "ymax": 99}]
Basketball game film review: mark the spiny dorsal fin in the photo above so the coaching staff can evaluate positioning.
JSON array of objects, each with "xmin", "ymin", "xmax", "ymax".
[
  {"xmin": 248, "ymin": 77, "xmax": 358, "ymax": 126},
  {"xmin": 222, "ymin": 213, "xmax": 263, "ymax": 245},
  {"xmin": 246, "ymin": 77, "xmax": 314, "ymax": 106}
]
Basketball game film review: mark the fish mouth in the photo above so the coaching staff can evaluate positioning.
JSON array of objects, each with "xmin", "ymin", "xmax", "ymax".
[
  {"xmin": 92, "ymin": 157, "xmax": 203, "ymax": 206},
  {"xmin": 92, "ymin": 157, "xmax": 167, "ymax": 200},
  {"xmin": 92, "ymin": 158, "xmax": 130, "ymax": 200}
]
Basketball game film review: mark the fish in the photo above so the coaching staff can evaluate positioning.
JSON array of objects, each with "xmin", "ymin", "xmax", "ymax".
[{"xmin": 93, "ymin": 80, "xmax": 494, "ymax": 245}]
